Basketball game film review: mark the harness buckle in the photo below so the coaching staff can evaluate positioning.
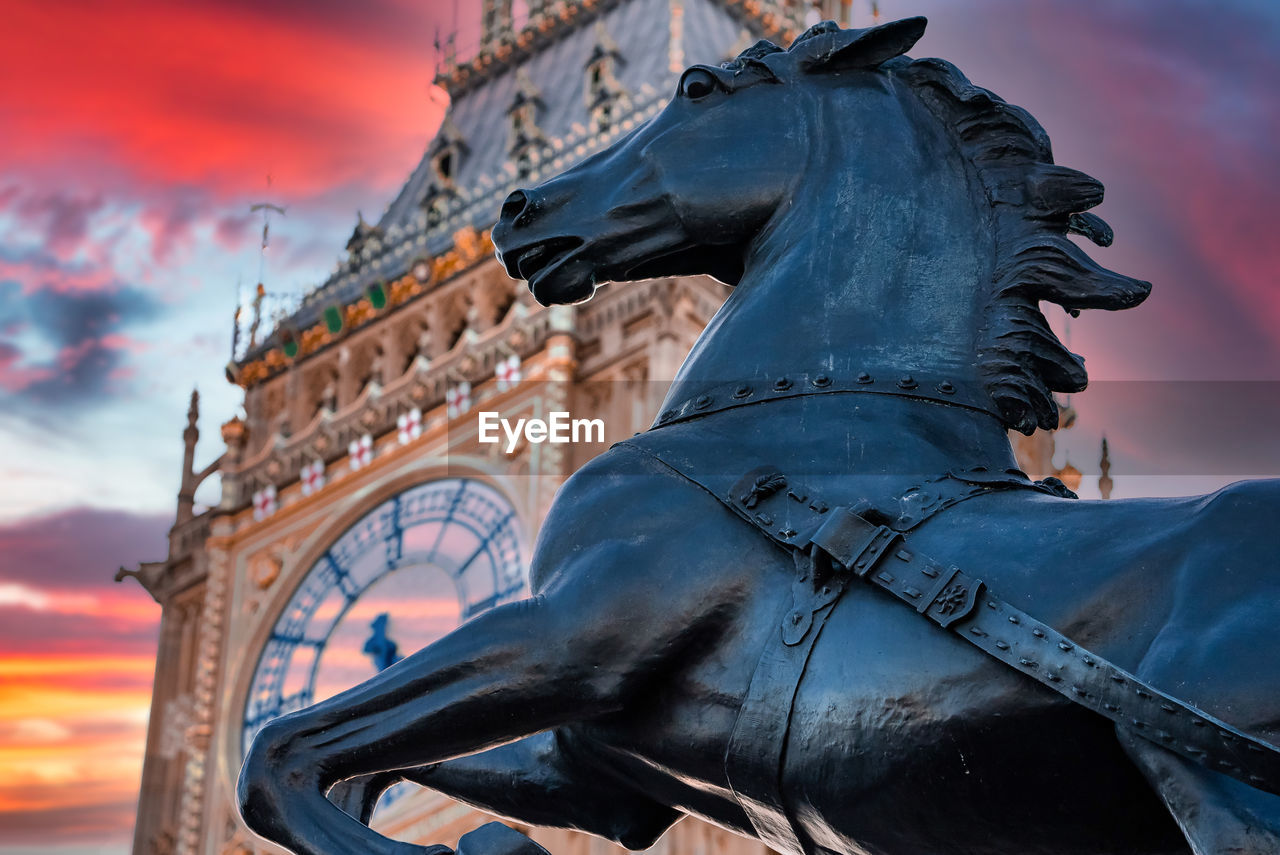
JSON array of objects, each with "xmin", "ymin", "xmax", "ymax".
[{"xmin": 810, "ymin": 508, "xmax": 901, "ymax": 577}]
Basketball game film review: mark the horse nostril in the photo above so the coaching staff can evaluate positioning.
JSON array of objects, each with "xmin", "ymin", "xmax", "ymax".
[{"xmin": 501, "ymin": 190, "xmax": 529, "ymax": 223}]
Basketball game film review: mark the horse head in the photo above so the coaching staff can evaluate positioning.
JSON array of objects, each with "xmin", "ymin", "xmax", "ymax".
[
  {"xmin": 494, "ymin": 18, "xmax": 930, "ymax": 304},
  {"xmin": 494, "ymin": 17, "xmax": 1152, "ymax": 434}
]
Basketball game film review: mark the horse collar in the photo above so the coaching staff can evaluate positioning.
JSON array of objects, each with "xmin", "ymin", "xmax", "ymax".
[{"xmin": 651, "ymin": 368, "xmax": 1001, "ymax": 430}]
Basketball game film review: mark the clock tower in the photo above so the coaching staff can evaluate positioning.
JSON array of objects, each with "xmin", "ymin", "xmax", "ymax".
[{"xmin": 122, "ymin": 2, "xmax": 816, "ymax": 855}]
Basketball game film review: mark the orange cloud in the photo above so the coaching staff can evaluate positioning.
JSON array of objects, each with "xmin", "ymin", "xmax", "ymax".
[
  {"xmin": 0, "ymin": 650, "xmax": 155, "ymax": 845},
  {"xmin": 0, "ymin": 507, "xmax": 165, "ymax": 849}
]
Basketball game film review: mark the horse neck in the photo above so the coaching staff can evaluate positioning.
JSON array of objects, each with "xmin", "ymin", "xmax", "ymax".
[{"xmin": 663, "ymin": 97, "xmax": 1017, "ymax": 472}]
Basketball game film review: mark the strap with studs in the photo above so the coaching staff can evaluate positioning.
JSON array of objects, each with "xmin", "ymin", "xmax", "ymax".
[{"xmin": 624, "ymin": 444, "xmax": 1280, "ymax": 799}]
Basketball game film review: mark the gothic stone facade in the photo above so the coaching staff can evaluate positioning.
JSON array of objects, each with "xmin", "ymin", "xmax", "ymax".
[{"xmin": 125, "ymin": 1, "xmax": 821, "ymax": 854}]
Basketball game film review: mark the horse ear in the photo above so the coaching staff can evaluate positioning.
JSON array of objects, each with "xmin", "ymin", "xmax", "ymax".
[{"xmin": 797, "ymin": 16, "xmax": 927, "ymax": 73}]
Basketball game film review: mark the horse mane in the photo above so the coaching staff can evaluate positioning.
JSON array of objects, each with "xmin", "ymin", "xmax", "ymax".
[
  {"xmin": 738, "ymin": 22, "xmax": 1152, "ymax": 435},
  {"xmin": 892, "ymin": 57, "xmax": 1151, "ymax": 434}
]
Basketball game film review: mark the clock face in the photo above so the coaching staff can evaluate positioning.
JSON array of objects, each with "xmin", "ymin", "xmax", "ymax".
[{"xmin": 242, "ymin": 478, "xmax": 528, "ymax": 756}]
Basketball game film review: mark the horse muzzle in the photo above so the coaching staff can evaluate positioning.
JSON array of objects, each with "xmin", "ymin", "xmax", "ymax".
[{"xmin": 494, "ymin": 189, "xmax": 596, "ymax": 305}]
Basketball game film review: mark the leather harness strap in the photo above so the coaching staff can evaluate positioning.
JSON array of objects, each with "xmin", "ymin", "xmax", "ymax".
[
  {"xmin": 620, "ymin": 442, "xmax": 1280, "ymax": 854},
  {"xmin": 723, "ymin": 550, "xmax": 835, "ymax": 855}
]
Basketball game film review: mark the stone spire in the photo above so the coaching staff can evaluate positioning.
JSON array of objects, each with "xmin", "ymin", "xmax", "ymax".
[
  {"xmin": 1098, "ymin": 437, "xmax": 1113, "ymax": 500},
  {"xmin": 176, "ymin": 389, "xmax": 200, "ymax": 524}
]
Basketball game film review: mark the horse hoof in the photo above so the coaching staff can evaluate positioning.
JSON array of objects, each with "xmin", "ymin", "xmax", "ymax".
[{"xmin": 457, "ymin": 822, "xmax": 552, "ymax": 855}]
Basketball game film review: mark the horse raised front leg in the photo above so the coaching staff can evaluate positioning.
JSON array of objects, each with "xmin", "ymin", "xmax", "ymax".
[{"xmin": 238, "ymin": 594, "xmax": 641, "ymax": 855}]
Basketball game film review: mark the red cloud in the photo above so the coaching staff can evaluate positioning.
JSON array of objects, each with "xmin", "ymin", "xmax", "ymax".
[
  {"xmin": 0, "ymin": 1, "xmax": 446, "ymax": 202},
  {"xmin": 0, "ymin": 341, "xmax": 55, "ymax": 393},
  {"xmin": 0, "ymin": 256, "xmax": 121, "ymax": 296}
]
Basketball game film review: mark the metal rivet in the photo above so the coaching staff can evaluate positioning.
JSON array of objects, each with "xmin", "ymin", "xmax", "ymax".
[
  {"xmin": 1073, "ymin": 687, "xmax": 1088, "ymax": 697},
  {"xmin": 1191, "ymin": 718, "xmax": 1206, "ymax": 727},
  {"xmin": 1158, "ymin": 731, "xmax": 1174, "ymax": 742},
  {"xmin": 821, "ymin": 586, "xmax": 830, "ymax": 596},
  {"xmin": 773, "ymin": 377, "xmax": 792, "ymax": 391},
  {"xmin": 969, "ymin": 628, "xmax": 987, "ymax": 637},
  {"xmin": 1136, "ymin": 689, "xmax": 1151, "ymax": 699},
  {"xmin": 790, "ymin": 611, "xmax": 803, "ymax": 625},
  {"xmin": 898, "ymin": 375, "xmax": 918, "ymax": 390},
  {"xmin": 693, "ymin": 394, "xmax": 712, "ymax": 409},
  {"xmin": 733, "ymin": 384, "xmax": 752, "ymax": 399},
  {"xmin": 903, "ymin": 586, "xmax": 922, "ymax": 599},
  {"xmin": 812, "ymin": 374, "xmax": 832, "ymax": 388},
  {"xmin": 1103, "ymin": 703, "xmax": 1119, "ymax": 712},
  {"xmin": 1019, "ymin": 658, "xmax": 1037, "ymax": 668},
  {"xmin": 780, "ymin": 528, "xmax": 796, "ymax": 538},
  {"xmin": 987, "ymin": 601, "xmax": 998, "ymax": 609},
  {"xmin": 1046, "ymin": 672, "xmax": 1061, "ymax": 682},
  {"xmin": 1031, "ymin": 628, "xmax": 1045, "ymax": 638},
  {"xmin": 856, "ymin": 372, "xmax": 873, "ymax": 384},
  {"xmin": 995, "ymin": 641, "xmax": 1010, "ymax": 651},
  {"xmin": 1008, "ymin": 615, "xmax": 1020, "ymax": 624},
  {"xmin": 1161, "ymin": 704, "xmax": 1177, "ymax": 714},
  {"xmin": 1111, "ymin": 675, "xmax": 1126, "ymax": 684},
  {"xmin": 1132, "ymin": 719, "xmax": 1146, "ymax": 729},
  {"xmin": 659, "ymin": 409, "xmax": 675, "ymax": 423},
  {"xmin": 1058, "ymin": 642, "xmax": 1073, "ymax": 651},
  {"xmin": 937, "ymin": 380, "xmax": 955, "ymax": 394},
  {"xmin": 1081, "ymin": 655, "xmax": 1095, "ymax": 666}
]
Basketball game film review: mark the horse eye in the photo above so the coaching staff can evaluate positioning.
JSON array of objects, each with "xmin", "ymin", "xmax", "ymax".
[{"xmin": 680, "ymin": 68, "xmax": 719, "ymax": 101}]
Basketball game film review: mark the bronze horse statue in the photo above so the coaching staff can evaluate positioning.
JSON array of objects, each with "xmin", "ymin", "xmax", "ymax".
[{"xmin": 239, "ymin": 18, "xmax": 1280, "ymax": 855}]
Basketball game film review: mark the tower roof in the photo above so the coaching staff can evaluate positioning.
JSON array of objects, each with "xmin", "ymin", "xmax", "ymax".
[{"xmin": 237, "ymin": 0, "xmax": 797, "ymax": 369}]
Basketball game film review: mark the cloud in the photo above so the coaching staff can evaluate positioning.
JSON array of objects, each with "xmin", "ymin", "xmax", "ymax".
[
  {"xmin": 0, "ymin": 506, "xmax": 163, "ymax": 849},
  {"xmin": 0, "ymin": 799, "xmax": 140, "ymax": 848},
  {"xmin": 0, "ymin": 507, "xmax": 163, "ymax": 653},
  {"xmin": 215, "ymin": 211, "xmax": 254, "ymax": 251},
  {"xmin": 13, "ymin": 192, "xmax": 107, "ymax": 261},
  {"xmin": 0, "ymin": 1, "xmax": 446, "ymax": 202},
  {"xmin": 910, "ymin": 0, "xmax": 1280, "ymax": 384},
  {"xmin": 0, "ymin": 507, "xmax": 169, "ymax": 594},
  {"xmin": 0, "ymin": 340, "xmax": 54, "ymax": 393},
  {"xmin": 0, "ymin": 251, "xmax": 121, "ymax": 296},
  {"xmin": 0, "ymin": 277, "xmax": 162, "ymax": 408}
]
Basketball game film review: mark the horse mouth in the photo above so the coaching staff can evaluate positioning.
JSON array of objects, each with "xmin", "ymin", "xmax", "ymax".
[{"xmin": 503, "ymin": 236, "xmax": 585, "ymax": 284}]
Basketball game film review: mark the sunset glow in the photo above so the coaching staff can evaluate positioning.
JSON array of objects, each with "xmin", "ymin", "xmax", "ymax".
[{"xmin": 1, "ymin": 2, "xmax": 1278, "ymax": 854}]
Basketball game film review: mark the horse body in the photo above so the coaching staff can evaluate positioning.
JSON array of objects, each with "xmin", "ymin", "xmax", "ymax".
[
  {"xmin": 239, "ymin": 17, "xmax": 1280, "ymax": 855},
  {"xmin": 528, "ymin": 408, "xmax": 1273, "ymax": 855}
]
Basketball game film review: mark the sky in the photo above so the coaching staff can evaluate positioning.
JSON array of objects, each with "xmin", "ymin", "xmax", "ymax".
[{"xmin": 0, "ymin": 1, "xmax": 1277, "ymax": 853}]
